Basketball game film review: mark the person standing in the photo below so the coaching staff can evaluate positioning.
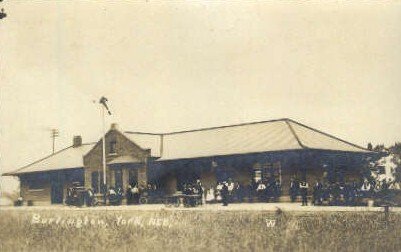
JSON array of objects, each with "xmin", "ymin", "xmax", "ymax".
[
  {"xmin": 132, "ymin": 184, "xmax": 140, "ymax": 204},
  {"xmin": 206, "ymin": 187, "xmax": 215, "ymax": 203},
  {"xmin": 196, "ymin": 179, "xmax": 204, "ymax": 205},
  {"xmin": 227, "ymin": 179, "xmax": 234, "ymax": 203},
  {"xmin": 299, "ymin": 180, "xmax": 309, "ymax": 206},
  {"xmin": 235, "ymin": 182, "xmax": 243, "ymax": 202},
  {"xmin": 274, "ymin": 178, "xmax": 281, "ymax": 202},
  {"xmin": 360, "ymin": 179, "xmax": 372, "ymax": 198},
  {"xmin": 86, "ymin": 188, "xmax": 95, "ymax": 207},
  {"xmin": 256, "ymin": 181, "xmax": 266, "ymax": 202},
  {"xmin": 126, "ymin": 185, "xmax": 132, "ymax": 205},
  {"xmin": 221, "ymin": 182, "xmax": 229, "ymax": 206},
  {"xmin": 289, "ymin": 177, "xmax": 299, "ymax": 203},
  {"xmin": 312, "ymin": 180, "xmax": 322, "ymax": 205}
]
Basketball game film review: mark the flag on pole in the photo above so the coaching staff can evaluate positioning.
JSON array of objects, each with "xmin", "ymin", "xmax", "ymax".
[{"xmin": 99, "ymin": 96, "xmax": 112, "ymax": 115}]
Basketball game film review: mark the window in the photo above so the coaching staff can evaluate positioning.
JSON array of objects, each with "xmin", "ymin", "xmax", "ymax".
[
  {"xmin": 109, "ymin": 140, "xmax": 117, "ymax": 155},
  {"xmin": 377, "ymin": 165, "xmax": 385, "ymax": 175},
  {"xmin": 28, "ymin": 180, "xmax": 45, "ymax": 190},
  {"xmin": 92, "ymin": 171, "xmax": 107, "ymax": 193},
  {"xmin": 129, "ymin": 169, "xmax": 138, "ymax": 186},
  {"xmin": 253, "ymin": 162, "xmax": 281, "ymax": 183},
  {"xmin": 99, "ymin": 171, "xmax": 106, "ymax": 194},
  {"xmin": 91, "ymin": 171, "xmax": 99, "ymax": 193},
  {"xmin": 115, "ymin": 169, "xmax": 123, "ymax": 188}
]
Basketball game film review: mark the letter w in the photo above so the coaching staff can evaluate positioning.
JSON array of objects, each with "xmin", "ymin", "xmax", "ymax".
[{"xmin": 265, "ymin": 219, "xmax": 276, "ymax": 228}]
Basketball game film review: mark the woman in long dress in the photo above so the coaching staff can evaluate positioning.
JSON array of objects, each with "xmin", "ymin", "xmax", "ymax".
[{"xmin": 206, "ymin": 187, "xmax": 215, "ymax": 203}]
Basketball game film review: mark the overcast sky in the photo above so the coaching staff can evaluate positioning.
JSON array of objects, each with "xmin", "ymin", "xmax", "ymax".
[{"xmin": 1, "ymin": 1, "xmax": 401, "ymax": 176}]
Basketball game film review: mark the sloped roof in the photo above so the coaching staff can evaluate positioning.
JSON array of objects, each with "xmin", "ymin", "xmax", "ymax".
[
  {"xmin": 4, "ymin": 118, "xmax": 372, "ymax": 176},
  {"xmin": 288, "ymin": 120, "xmax": 370, "ymax": 153},
  {"xmin": 125, "ymin": 118, "xmax": 371, "ymax": 161},
  {"xmin": 124, "ymin": 133, "xmax": 162, "ymax": 157},
  {"xmin": 4, "ymin": 143, "xmax": 95, "ymax": 175},
  {"xmin": 159, "ymin": 120, "xmax": 301, "ymax": 160}
]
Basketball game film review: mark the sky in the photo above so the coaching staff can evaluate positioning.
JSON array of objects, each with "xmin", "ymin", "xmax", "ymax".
[{"xmin": 1, "ymin": 1, "xmax": 401, "ymax": 189}]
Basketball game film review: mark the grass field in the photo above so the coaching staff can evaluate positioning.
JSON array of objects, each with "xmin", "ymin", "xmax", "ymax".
[{"xmin": 0, "ymin": 207, "xmax": 400, "ymax": 252}]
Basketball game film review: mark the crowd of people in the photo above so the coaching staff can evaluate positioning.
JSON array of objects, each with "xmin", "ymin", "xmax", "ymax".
[
  {"xmin": 180, "ymin": 180, "xmax": 204, "ymax": 206},
  {"xmin": 181, "ymin": 177, "xmax": 396, "ymax": 207},
  {"xmin": 200, "ymin": 177, "xmax": 282, "ymax": 206},
  {"xmin": 125, "ymin": 184, "xmax": 141, "ymax": 204},
  {"xmin": 125, "ymin": 182, "xmax": 160, "ymax": 205},
  {"xmin": 290, "ymin": 178, "xmax": 396, "ymax": 206},
  {"xmin": 64, "ymin": 176, "xmax": 397, "ymax": 207}
]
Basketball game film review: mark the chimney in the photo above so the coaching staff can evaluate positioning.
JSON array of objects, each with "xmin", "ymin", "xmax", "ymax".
[
  {"xmin": 111, "ymin": 123, "xmax": 119, "ymax": 130},
  {"xmin": 73, "ymin": 135, "xmax": 82, "ymax": 147}
]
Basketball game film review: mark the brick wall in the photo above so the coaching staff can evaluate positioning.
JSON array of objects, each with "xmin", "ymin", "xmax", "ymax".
[{"xmin": 83, "ymin": 129, "xmax": 150, "ymax": 191}]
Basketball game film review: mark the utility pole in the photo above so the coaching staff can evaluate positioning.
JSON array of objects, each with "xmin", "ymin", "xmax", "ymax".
[
  {"xmin": 0, "ymin": 0, "xmax": 6, "ymax": 199},
  {"xmin": 0, "ymin": 1, "xmax": 8, "ymax": 201},
  {"xmin": 0, "ymin": 0, "xmax": 7, "ymax": 20},
  {"xmin": 51, "ymin": 129, "xmax": 59, "ymax": 154}
]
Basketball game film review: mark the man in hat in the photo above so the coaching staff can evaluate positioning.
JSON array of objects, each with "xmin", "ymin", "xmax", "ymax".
[
  {"xmin": 126, "ymin": 185, "xmax": 133, "ymax": 205},
  {"xmin": 299, "ymin": 180, "xmax": 309, "ymax": 206},
  {"xmin": 221, "ymin": 182, "xmax": 229, "ymax": 206}
]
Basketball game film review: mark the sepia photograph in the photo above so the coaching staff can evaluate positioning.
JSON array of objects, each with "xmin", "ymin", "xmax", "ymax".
[{"xmin": 0, "ymin": 1, "xmax": 401, "ymax": 251}]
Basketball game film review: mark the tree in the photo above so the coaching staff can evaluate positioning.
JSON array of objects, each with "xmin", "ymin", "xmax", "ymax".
[
  {"xmin": 360, "ymin": 144, "xmax": 387, "ymax": 183},
  {"xmin": 389, "ymin": 142, "xmax": 401, "ymax": 184},
  {"xmin": 373, "ymin": 144, "xmax": 386, "ymax": 153}
]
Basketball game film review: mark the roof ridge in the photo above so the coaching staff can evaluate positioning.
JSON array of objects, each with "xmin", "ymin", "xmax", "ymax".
[
  {"xmin": 124, "ymin": 131, "xmax": 163, "ymax": 136},
  {"xmin": 284, "ymin": 119, "xmax": 308, "ymax": 149},
  {"xmin": 125, "ymin": 118, "xmax": 290, "ymax": 136},
  {"xmin": 80, "ymin": 142, "xmax": 97, "ymax": 146},
  {"xmin": 287, "ymin": 119, "xmax": 369, "ymax": 151}
]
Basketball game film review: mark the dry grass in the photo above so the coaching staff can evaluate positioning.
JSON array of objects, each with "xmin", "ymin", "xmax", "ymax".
[{"xmin": 0, "ymin": 208, "xmax": 400, "ymax": 252}]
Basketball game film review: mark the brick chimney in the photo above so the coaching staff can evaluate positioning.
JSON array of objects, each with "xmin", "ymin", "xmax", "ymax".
[
  {"xmin": 111, "ymin": 123, "xmax": 119, "ymax": 130},
  {"xmin": 73, "ymin": 135, "xmax": 82, "ymax": 147}
]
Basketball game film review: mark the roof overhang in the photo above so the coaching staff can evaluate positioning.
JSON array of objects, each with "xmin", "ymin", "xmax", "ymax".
[
  {"xmin": 3, "ymin": 167, "xmax": 84, "ymax": 176},
  {"xmin": 108, "ymin": 155, "xmax": 142, "ymax": 167},
  {"xmin": 155, "ymin": 148, "xmax": 376, "ymax": 163}
]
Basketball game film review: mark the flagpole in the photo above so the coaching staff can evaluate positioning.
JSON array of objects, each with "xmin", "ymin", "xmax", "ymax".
[
  {"xmin": 101, "ymin": 105, "xmax": 107, "ymax": 196},
  {"xmin": 98, "ymin": 96, "xmax": 111, "ymax": 203}
]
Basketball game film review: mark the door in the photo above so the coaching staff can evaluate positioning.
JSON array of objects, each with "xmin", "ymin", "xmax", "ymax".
[{"xmin": 51, "ymin": 182, "xmax": 64, "ymax": 204}]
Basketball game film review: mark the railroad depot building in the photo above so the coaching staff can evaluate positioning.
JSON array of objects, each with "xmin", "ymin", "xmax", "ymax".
[{"xmin": 4, "ymin": 119, "xmax": 375, "ymax": 205}]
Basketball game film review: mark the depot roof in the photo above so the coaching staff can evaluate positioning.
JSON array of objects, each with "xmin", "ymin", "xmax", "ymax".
[
  {"xmin": 125, "ymin": 118, "xmax": 371, "ymax": 161},
  {"xmin": 4, "ymin": 143, "xmax": 95, "ymax": 175},
  {"xmin": 4, "ymin": 118, "xmax": 372, "ymax": 176}
]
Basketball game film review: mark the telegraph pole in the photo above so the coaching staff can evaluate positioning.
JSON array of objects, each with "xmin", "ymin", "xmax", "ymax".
[
  {"xmin": 0, "ymin": 0, "xmax": 5, "ymax": 199},
  {"xmin": 51, "ymin": 129, "xmax": 59, "ymax": 154},
  {"xmin": 0, "ymin": 0, "xmax": 7, "ymax": 20},
  {"xmin": 0, "ymin": 0, "xmax": 7, "ymax": 201}
]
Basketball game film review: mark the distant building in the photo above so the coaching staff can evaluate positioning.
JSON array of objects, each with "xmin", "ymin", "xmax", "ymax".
[{"xmin": 3, "ymin": 118, "xmax": 376, "ymax": 205}]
